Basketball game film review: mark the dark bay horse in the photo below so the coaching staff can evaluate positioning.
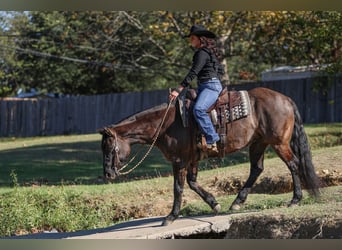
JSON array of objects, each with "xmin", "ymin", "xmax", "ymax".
[{"xmin": 98, "ymin": 87, "xmax": 321, "ymax": 226}]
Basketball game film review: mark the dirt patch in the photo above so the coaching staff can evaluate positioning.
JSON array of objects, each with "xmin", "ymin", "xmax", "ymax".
[
  {"xmin": 207, "ymin": 149, "xmax": 342, "ymax": 195},
  {"xmin": 225, "ymin": 216, "xmax": 342, "ymax": 239},
  {"xmin": 211, "ymin": 169, "xmax": 342, "ymax": 195},
  {"xmin": 177, "ymin": 216, "xmax": 342, "ymax": 239}
]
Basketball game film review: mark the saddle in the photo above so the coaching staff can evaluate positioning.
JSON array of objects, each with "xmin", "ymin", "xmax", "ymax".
[{"xmin": 178, "ymin": 86, "xmax": 251, "ymax": 157}]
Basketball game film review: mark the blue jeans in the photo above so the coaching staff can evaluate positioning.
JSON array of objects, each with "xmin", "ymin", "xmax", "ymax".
[{"xmin": 193, "ymin": 79, "xmax": 222, "ymax": 144}]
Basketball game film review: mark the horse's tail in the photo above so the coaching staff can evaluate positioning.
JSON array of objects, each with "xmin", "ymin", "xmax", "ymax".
[{"xmin": 290, "ymin": 101, "xmax": 321, "ymax": 197}]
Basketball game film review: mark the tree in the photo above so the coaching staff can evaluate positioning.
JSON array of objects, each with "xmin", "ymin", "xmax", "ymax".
[
  {"xmin": 1, "ymin": 11, "xmax": 340, "ymax": 97},
  {"xmin": 0, "ymin": 12, "xmax": 26, "ymax": 97},
  {"xmin": 238, "ymin": 11, "xmax": 341, "ymax": 79}
]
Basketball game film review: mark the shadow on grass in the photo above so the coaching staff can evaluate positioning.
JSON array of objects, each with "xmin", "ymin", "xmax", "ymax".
[
  {"xmin": 0, "ymin": 138, "xmax": 254, "ymax": 187},
  {"xmin": 0, "ymin": 140, "xmax": 102, "ymax": 186},
  {"xmin": 0, "ymin": 141, "xmax": 176, "ymax": 187}
]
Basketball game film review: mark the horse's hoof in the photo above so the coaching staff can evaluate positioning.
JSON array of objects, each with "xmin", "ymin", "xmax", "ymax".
[
  {"xmin": 287, "ymin": 202, "xmax": 299, "ymax": 208},
  {"xmin": 213, "ymin": 204, "xmax": 221, "ymax": 214},
  {"xmin": 229, "ymin": 204, "xmax": 241, "ymax": 211}
]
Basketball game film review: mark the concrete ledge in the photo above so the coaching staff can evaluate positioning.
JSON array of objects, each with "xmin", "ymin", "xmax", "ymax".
[
  {"xmin": 67, "ymin": 214, "xmax": 236, "ymax": 239},
  {"xmin": 7, "ymin": 214, "xmax": 243, "ymax": 239}
]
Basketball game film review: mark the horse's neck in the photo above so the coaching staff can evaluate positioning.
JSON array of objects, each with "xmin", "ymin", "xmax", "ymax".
[
  {"xmin": 114, "ymin": 105, "xmax": 173, "ymax": 145},
  {"xmin": 115, "ymin": 122, "xmax": 153, "ymax": 144}
]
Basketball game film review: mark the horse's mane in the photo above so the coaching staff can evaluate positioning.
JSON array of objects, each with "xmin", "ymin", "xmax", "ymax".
[{"xmin": 109, "ymin": 103, "xmax": 169, "ymax": 128}]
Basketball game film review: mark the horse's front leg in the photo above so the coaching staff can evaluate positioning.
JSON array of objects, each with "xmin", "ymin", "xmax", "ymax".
[{"xmin": 162, "ymin": 159, "xmax": 186, "ymax": 226}]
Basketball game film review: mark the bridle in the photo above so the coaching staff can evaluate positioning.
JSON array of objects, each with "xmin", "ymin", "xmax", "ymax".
[
  {"xmin": 103, "ymin": 100, "xmax": 173, "ymax": 176},
  {"xmin": 102, "ymin": 127, "xmax": 120, "ymax": 176}
]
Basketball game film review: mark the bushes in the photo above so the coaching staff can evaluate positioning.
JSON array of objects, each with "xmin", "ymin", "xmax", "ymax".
[{"xmin": 0, "ymin": 186, "xmax": 119, "ymax": 237}]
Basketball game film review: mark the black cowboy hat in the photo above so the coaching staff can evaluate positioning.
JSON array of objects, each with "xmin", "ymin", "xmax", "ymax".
[{"xmin": 185, "ymin": 24, "xmax": 216, "ymax": 39}]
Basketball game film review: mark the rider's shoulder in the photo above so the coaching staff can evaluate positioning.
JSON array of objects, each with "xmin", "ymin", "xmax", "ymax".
[{"xmin": 195, "ymin": 48, "xmax": 211, "ymax": 57}]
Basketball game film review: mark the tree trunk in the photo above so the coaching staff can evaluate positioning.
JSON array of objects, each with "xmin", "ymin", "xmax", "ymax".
[{"xmin": 217, "ymin": 36, "xmax": 230, "ymax": 86}]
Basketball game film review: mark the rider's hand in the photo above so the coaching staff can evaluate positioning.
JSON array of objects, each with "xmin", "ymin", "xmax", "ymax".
[
  {"xmin": 169, "ymin": 86, "xmax": 184, "ymax": 101},
  {"xmin": 169, "ymin": 90, "xmax": 179, "ymax": 101}
]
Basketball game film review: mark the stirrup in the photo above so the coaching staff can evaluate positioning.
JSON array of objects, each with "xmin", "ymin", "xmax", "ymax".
[{"xmin": 207, "ymin": 142, "xmax": 219, "ymax": 154}]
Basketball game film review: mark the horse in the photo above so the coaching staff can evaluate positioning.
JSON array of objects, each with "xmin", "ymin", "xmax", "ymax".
[{"xmin": 98, "ymin": 87, "xmax": 321, "ymax": 226}]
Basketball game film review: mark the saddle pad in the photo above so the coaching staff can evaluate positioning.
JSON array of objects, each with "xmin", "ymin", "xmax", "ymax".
[{"xmin": 224, "ymin": 90, "xmax": 251, "ymax": 123}]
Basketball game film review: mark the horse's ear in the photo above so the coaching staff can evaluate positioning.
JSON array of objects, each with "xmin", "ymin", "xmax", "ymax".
[{"xmin": 97, "ymin": 127, "xmax": 114, "ymax": 137}]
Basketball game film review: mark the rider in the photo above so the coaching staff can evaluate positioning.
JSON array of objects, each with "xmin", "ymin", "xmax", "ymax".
[{"xmin": 169, "ymin": 24, "xmax": 224, "ymax": 154}]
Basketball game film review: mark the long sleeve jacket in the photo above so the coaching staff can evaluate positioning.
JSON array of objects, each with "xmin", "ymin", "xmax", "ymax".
[{"xmin": 180, "ymin": 48, "xmax": 222, "ymax": 87}]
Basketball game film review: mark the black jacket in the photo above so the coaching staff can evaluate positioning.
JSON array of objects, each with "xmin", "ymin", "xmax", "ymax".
[{"xmin": 181, "ymin": 48, "xmax": 223, "ymax": 87}]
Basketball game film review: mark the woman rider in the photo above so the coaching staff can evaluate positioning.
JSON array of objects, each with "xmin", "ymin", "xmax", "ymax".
[{"xmin": 169, "ymin": 24, "xmax": 224, "ymax": 154}]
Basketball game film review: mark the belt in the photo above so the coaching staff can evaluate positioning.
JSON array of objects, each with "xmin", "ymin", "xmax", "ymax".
[{"xmin": 199, "ymin": 77, "xmax": 218, "ymax": 84}]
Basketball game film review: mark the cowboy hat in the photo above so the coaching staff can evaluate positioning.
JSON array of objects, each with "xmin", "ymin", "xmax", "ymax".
[{"xmin": 185, "ymin": 24, "xmax": 216, "ymax": 39}]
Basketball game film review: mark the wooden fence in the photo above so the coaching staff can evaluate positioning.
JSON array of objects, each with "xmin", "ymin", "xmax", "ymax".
[
  {"xmin": 0, "ymin": 89, "xmax": 169, "ymax": 137},
  {"xmin": 0, "ymin": 76, "xmax": 341, "ymax": 137},
  {"xmin": 232, "ymin": 76, "xmax": 342, "ymax": 124}
]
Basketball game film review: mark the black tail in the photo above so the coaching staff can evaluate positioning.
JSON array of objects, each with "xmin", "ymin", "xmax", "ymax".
[{"xmin": 290, "ymin": 101, "xmax": 321, "ymax": 197}]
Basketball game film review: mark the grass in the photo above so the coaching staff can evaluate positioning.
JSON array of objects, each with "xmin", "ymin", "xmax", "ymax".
[
  {"xmin": 180, "ymin": 187, "xmax": 336, "ymax": 218},
  {"xmin": 0, "ymin": 123, "xmax": 341, "ymax": 187}
]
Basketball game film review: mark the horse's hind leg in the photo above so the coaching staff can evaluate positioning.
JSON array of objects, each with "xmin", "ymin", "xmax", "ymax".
[
  {"xmin": 272, "ymin": 144, "xmax": 303, "ymax": 206},
  {"xmin": 230, "ymin": 142, "xmax": 268, "ymax": 210},
  {"xmin": 186, "ymin": 161, "xmax": 221, "ymax": 213}
]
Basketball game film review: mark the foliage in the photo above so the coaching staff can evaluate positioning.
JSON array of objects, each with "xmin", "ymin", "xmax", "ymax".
[{"xmin": 0, "ymin": 11, "xmax": 341, "ymax": 96}]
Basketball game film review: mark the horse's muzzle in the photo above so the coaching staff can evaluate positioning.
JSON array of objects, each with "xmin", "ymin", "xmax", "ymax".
[{"xmin": 103, "ymin": 167, "xmax": 118, "ymax": 180}]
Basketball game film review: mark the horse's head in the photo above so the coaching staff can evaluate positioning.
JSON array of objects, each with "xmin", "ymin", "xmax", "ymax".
[{"xmin": 98, "ymin": 127, "xmax": 131, "ymax": 180}]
